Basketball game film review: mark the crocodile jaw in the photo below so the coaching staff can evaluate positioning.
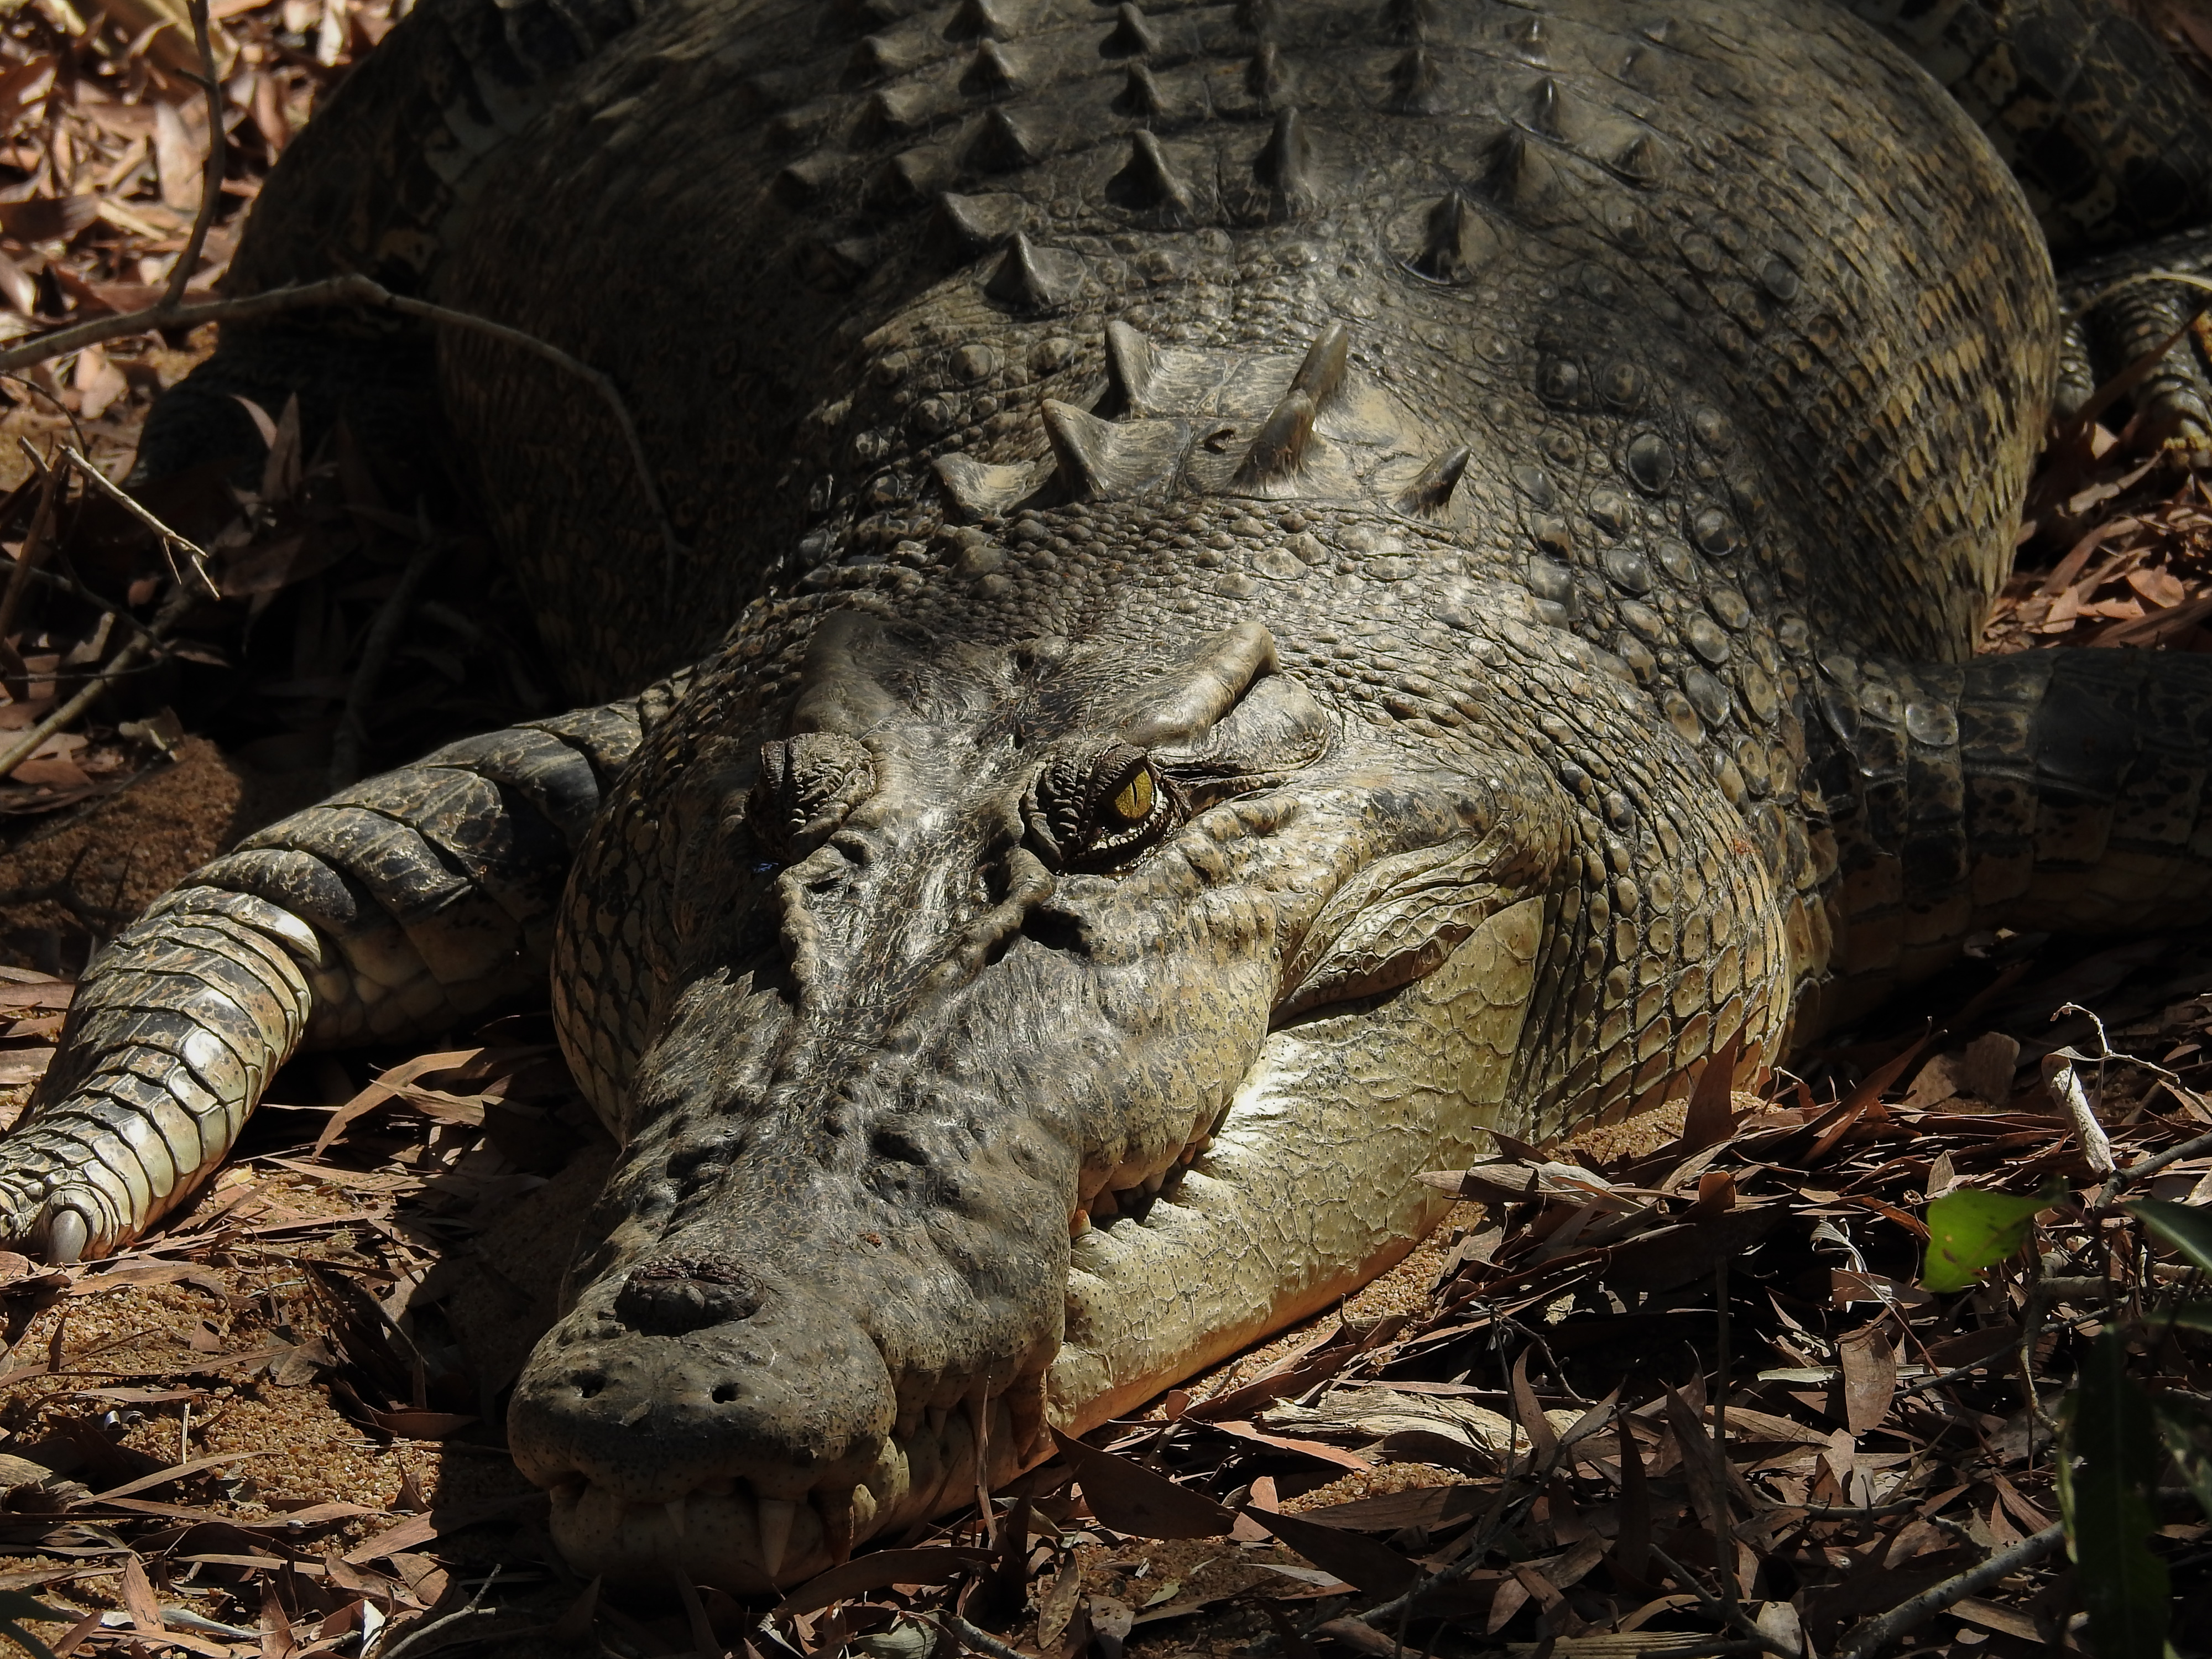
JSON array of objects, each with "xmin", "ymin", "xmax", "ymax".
[{"xmin": 518, "ymin": 896, "xmax": 1551, "ymax": 1590}]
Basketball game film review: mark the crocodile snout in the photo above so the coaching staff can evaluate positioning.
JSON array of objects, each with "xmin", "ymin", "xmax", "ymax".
[{"xmin": 510, "ymin": 1257, "xmax": 917, "ymax": 1589}]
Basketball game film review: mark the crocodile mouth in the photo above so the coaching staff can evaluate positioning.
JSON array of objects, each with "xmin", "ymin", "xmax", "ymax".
[
  {"xmin": 530, "ymin": 898, "xmax": 1557, "ymax": 1592},
  {"xmin": 544, "ymin": 1374, "xmax": 1047, "ymax": 1592},
  {"xmin": 538, "ymin": 1161, "xmax": 1190, "ymax": 1591}
]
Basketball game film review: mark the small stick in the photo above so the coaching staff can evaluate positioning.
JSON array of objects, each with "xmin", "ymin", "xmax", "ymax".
[
  {"xmin": 2042, "ymin": 1052, "xmax": 2116, "ymax": 1176},
  {"xmin": 0, "ymin": 273, "xmax": 686, "ymax": 596},
  {"xmin": 373, "ymin": 1567, "xmax": 502, "ymax": 1659},
  {"xmin": 920, "ymin": 1610, "xmax": 1032, "ymax": 1659},
  {"xmin": 328, "ymin": 533, "xmax": 438, "ymax": 790},
  {"xmin": 0, "ymin": 632, "xmax": 154, "ymax": 785},
  {"xmin": 1711, "ymin": 1256, "xmax": 1745, "ymax": 1618},
  {"xmin": 163, "ymin": 0, "xmax": 223, "ymax": 314},
  {"xmin": 2096, "ymin": 1125, "xmax": 2212, "ymax": 1208},
  {"xmin": 55, "ymin": 445, "xmax": 218, "ymax": 597},
  {"xmin": 7, "ymin": 558, "xmax": 175, "ymax": 654},
  {"xmin": 1831, "ymin": 1522, "xmax": 2064, "ymax": 1658},
  {"xmin": 1644, "ymin": 1543, "xmax": 1794, "ymax": 1656},
  {"xmin": 0, "ymin": 447, "xmax": 59, "ymax": 643}
]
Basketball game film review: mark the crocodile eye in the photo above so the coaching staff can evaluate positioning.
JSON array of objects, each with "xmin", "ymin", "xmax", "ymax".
[
  {"xmin": 1026, "ymin": 741, "xmax": 1182, "ymax": 872},
  {"xmin": 1110, "ymin": 767, "xmax": 1153, "ymax": 823}
]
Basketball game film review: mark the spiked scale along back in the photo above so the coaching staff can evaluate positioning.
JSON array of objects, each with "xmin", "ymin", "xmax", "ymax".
[{"xmin": 931, "ymin": 320, "xmax": 1469, "ymax": 521}]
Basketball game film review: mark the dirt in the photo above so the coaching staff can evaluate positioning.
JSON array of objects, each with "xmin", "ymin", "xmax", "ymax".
[{"xmin": 0, "ymin": 733, "xmax": 325, "ymax": 975}]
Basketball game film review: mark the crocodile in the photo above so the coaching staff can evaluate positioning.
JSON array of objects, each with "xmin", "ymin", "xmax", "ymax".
[{"xmin": 8, "ymin": 0, "xmax": 2212, "ymax": 1596}]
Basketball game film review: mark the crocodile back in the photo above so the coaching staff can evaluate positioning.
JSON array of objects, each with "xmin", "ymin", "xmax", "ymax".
[{"xmin": 410, "ymin": 0, "xmax": 2054, "ymax": 701}]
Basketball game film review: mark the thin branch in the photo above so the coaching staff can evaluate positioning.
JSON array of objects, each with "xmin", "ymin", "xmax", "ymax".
[
  {"xmin": 56, "ymin": 444, "xmax": 217, "ymax": 597},
  {"xmin": 6, "ymin": 553, "xmax": 180, "ymax": 656},
  {"xmin": 919, "ymin": 1610, "xmax": 1032, "ymax": 1659},
  {"xmin": 1644, "ymin": 1543, "xmax": 1794, "ymax": 1657},
  {"xmin": 0, "ymin": 632, "xmax": 154, "ymax": 785},
  {"xmin": 0, "ymin": 446, "xmax": 60, "ymax": 643},
  {"xmin": 373, "ymin": 1567, "xmax": 502, "ymax": 1659},
  {"xmin": 328, "ymin": 530, "xmax": 439, "ymax": 790},
  {"xmin": 163, "ymin": 0, "xmax": 223, "ymax": 313},
  {"xmin": 1831, "ymin": 1523, "xmax": 2064, "ymax": 1659},
  {"xmin": 2096, "ymin": 1125, "xmax": 2212, "ymax": 1208},
  {"xmin": 1352, "ymin": 1403, "xmax": 1615, "ymax": 1633},
  {"xmin": 0, "ymin": 274, "xmax": 686, "ymax": 594},
  {"xmin": 2042, "ymin": 1052, "xmax": 2116, "ymax": 1176}
]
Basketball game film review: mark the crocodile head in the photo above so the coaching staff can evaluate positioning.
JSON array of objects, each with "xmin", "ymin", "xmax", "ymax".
[{"xmin": 509, "ymin": 603, "xmax": 1578, "ymax": 1590}]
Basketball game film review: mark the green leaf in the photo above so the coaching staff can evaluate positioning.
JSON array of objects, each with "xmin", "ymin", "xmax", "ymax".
[
  {"xmin": 2126, "ymin": 1198, "xmax": 2212, "ymax": 1275},
  {"xmin": 1920, "ymin": 1181, "xmax": 2064, "ymax": 1293},
  {"xmin": 2059, "ymin": 1332, "xmax": 2172, "ymax": 1659},
  {"xmin": 2153, "ymin": 1394, "xmax": 2212, "ymax": 1521},
  {"xmin": 0, "ymin": 1590, "xmax": 72, "ymax": 1659}
]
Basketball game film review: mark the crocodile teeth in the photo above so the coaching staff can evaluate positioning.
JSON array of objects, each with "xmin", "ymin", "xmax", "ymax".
[
  {"xmin": 757, "ymin": 1498, "xmax": 796, "ymax": 1577},
  {"xmin": 664, "ymin": 1495, "xmax": 686, "ymax": 1537},
  {"xmin": 1006, "ymin": 1373, "xmax": 1048, "ymax": 1456},
  {"xmin": 925, "ymin": 1403, "xmax": 950, "ymax": 1437},
  {"xmin": 963, "ymin": 1390, "xmax": 992, "ymax": 1463},
  {"xmin": 816, "ymin": 1486, "xmax": 857, "ymax": 1565}
]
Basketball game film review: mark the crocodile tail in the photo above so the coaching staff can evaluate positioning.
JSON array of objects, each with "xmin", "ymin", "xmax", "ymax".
[
  {"xmin": 1845, "ymin": 0, "xmax": 2212, "ymax": 260},
  {"xmin": 133, "ymin": 0, "xmax": 653, "ymax": 486},
  {"xmin": 1803, "ymin": 648, "xmax": 2212, "ymax": 1040},
  {"xmin": 0, "ymin": 697, "xmax": 644, "ymax": 1261}
]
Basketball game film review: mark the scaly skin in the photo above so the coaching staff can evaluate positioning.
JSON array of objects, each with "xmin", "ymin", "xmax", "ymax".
[{"xmin": 14, "ymin": 0, "xmax": 2212, "ymax": 1595}]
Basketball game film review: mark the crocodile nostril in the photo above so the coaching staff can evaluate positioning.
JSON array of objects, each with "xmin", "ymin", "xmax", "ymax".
[
  {"xmin": 573, "ymin": 1372, "xmax": 607, "ymax": 1399},
  {"xmin": 713, "ymin": 1382, "xmax": 741, "ymax": 1404},
  {"xmin": 614, "ymin": 1252, "xmax": 766, "ymax": 1335}
]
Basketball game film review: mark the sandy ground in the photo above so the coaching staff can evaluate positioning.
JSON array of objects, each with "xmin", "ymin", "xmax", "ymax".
[{"xmin": 0, "ymin": 735, "xmax": 326, "ymax": 975}]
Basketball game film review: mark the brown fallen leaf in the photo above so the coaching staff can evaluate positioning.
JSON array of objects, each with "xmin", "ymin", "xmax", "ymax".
[
  {"xmin": 772, "ymin": 1547, "xmax": 992, "ymax": 1619},
  {"xmin": 1838, "ymin": 1325, "xmax": 1898, "ymax": 1437},
  {"xmin": 1050, "ymin": 1427, "xmax": 1236, "ymax": 1540}
]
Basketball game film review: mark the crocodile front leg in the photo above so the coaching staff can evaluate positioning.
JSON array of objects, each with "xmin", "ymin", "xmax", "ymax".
[{"xmin": 0, "ymin": 700, "xmax": 645, "ymax": 1262}]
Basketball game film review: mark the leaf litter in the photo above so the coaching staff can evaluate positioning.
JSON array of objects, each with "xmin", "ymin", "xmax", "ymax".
[
  {"xmin": 0, "ymin": 4, "xmax": 2211, "ymax": 1659},
  {"xmin": 0, "ymin": 0, "xmax": 559, "ymax": 981}
]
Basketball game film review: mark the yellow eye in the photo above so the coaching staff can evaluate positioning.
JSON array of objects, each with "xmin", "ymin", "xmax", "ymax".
[{"xmin": 1110, "ymin": 768, "xmax": 1154, "ymax": 822}]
